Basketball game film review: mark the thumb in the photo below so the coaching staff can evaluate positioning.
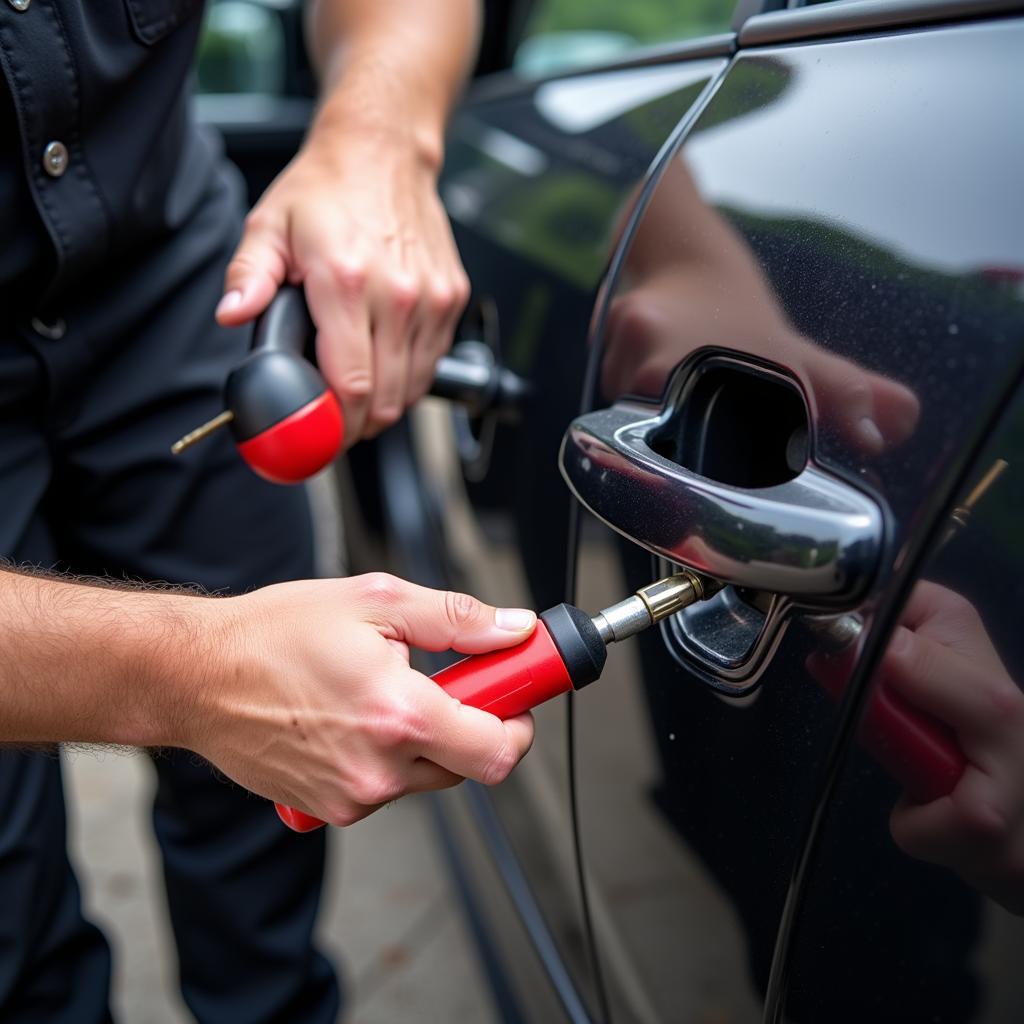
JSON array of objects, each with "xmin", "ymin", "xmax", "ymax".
[
  {"xmin": 359, "ymin": 574, "xmax": 537, "ymax": 655},
  {"xmin": 216, "ymin": 212, "xmax": 290, "ymax": 326}
]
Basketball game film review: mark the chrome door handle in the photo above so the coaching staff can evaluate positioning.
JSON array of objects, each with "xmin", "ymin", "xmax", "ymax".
[{"xmin": 559, "ymin": 402, "xmax": 883, "ymax": 605}]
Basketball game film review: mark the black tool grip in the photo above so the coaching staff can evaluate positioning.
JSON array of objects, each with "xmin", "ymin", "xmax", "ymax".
[{"xmin": 251, "ymin": 285, "xmax": 315, "ymax": 356}]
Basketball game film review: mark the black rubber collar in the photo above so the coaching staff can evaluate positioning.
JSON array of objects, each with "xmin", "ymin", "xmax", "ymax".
[{"xmin": 540, "ymin": 604, "xmax": 607, "ymax": 689}]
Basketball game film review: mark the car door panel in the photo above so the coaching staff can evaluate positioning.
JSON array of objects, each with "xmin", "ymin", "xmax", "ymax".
[{"xmin": 572, "ymin": 16, "xmax": 1024, "ymax": 1023}]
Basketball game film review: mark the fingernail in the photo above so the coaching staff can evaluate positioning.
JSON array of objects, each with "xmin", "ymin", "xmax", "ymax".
[
  {"xmin": 857, "ymin": 416, "xmax": 884, "ymax": 452},
  {"xmin": 495, "ymin": 608, "xmax": 536, "ymax": 632},
  {"xmin": 216, "ymin": 290, "xmax": 243, "ymax": 318}
]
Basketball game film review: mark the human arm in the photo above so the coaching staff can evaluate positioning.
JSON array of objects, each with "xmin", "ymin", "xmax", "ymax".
[
  {"xmin": 216, "ymin": 0, "xmax": 480, "ymax": 445},
  {"xmin": 0, "ymin": 568, "xmax": 535, "ymax": 826}
]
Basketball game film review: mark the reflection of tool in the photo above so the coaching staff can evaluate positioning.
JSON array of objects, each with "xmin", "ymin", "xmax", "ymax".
[
  {"xmin": 172, "ymin": 286, "xmax": 527, "ymax": 484},
  {"xmin": 809, "ymin": 614, "xmax": 966, "ymax": 803},
  {"xmin": 941, "ymin": 457, "xmax": 1008, "ymax": 546},
  {"xmin": 809, "ymin": 457, "xmax": 1008, "ymax": 802},
  {"xmin": 277, "ymin": 571, "xmax": 719, "ymax": 832}
]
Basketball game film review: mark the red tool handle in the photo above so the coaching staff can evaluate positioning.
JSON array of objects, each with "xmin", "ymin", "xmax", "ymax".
[
  {"xmin": 859, "ymin": 681, "xmax": 966, "ymax": 803},
  {"xmin": 275, "ymin": 621, "xmax": 577, "ymax": 832},
  {"xmin": 814, "ymin": 660, "xmax": 966, "ymax": 803}
]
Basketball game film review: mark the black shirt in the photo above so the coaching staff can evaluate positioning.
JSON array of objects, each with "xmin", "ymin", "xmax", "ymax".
[
  {"xmin": 0, "ymin": 1, "xmax": 217, "ymax": 308},
  {"xmin": 0, "ymin": 72, "xmax": 45, "ymax": 297}
]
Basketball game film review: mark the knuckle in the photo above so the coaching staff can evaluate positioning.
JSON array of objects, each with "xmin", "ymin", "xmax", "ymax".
[
  {"xmin": 605, "ymin": 295, "xmax": 663, "ymax": 356},
  {"xmin": 242, "ymin": 207, "xmax": 270, "ymax": 234},
  {"xmin": 942, "ymin": 588, "xmax": 975, "ymax": 618},
  {"xmin": 227, "ymin": 250, "xmax": 261, "ymax": 276},
  {"xmin": 426, "ymin": 281, "xmax": 455, "ymax": 316},
  {"xmin": 328, "ymin": 259, "xmax": 368, "ymax": 295},
  {"xmin": 408, "ymin": 374, "xmax": 433, "ymax": 404},
  {"xmin": 368, "ymin": 405, "xmax": 403, "ymax": 431},
  {"xmin": 480, "ymin": 741, "xmax": 518, "ymax": 787},
  {"xmin": 936, "ymin": 589, "xmax": 984, "ymax": 636},
  {"xmin": 337, "ymin": 371, "xmax": 373, "ymax": 398},
  {"xmin": 987, "ymin": 679, "xmax": 1024, "ymax": 721},
  {"xmin": 453, "ymin": 272, "xmax": 471, "ymax": 309},
  {"xmin": 328, "ymin": 804, "xmax": 363, "ymax": 828},
  {"xmin": 444, "ymin": 590, "xmax": 482, "ymax": 630},
  {"xmin": 957, "ymin": 797, "xmax": 1010, "ymax": 846},
  {"xmin": 370, "ymin": 697, "xmax": 428, "ymax": 749},
  {"xmin": 358, "ymin": 572, "xmax": 401, "ymax": 606},
  {"xmin": 833, "ymin": 369, "xmax": 871, "ymax": 410},
  {"xmin": 888, "ymin": 628, "xmax": 927, "ymax": 683},
  {"xmin": 350, "ymin": 771, "xmax": 402, "ymax": 808},
  {"xmin": 386, "ymin": 274, "xmax": 418, "ymax": 313}
]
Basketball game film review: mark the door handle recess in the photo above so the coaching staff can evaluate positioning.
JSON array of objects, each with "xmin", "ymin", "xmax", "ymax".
[{"xmin": 559, "ymin": 402, "xmax": 883, "ymax": 606}]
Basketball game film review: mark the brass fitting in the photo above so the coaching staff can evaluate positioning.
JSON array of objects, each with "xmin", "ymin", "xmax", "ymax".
[
  {"xmin": 635, "ymin": 570, "xmax": 709, "ymax": 624},
  {"xmin": 591, "ymin": 570, "xmax": 719, "ymax": 645}
]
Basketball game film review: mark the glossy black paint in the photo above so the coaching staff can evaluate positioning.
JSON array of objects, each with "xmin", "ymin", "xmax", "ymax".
[
  {"xmin": 574, "ymin": 16, "xmax": 1024, "ymax": 1023},
  {"xmin": 387, "ymin": 7, "xmax": 1024, "ymax": 1024}
]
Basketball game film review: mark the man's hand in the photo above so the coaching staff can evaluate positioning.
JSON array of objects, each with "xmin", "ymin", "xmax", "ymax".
[
  {"xmin": 882, "ymin": 582, "xmax": 1024, "ymax": 914},
  {"xmin": 215, "ymin": 0, "xmax": 478, "ymax": 446},
  {"xmin": 0, "ymin": 569, "xmax": 536, "ymax": 827},
  {"xmin": 193, "ymin": 574, "xmax": 536, "ymax": 826}
]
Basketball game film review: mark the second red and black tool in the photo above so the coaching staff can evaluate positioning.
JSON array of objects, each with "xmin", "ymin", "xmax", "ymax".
[
  {"xmin": 172, "ymin": 287, "xmax": 343, "ymax": 484},
  {"xmin": 276, "ymin": 572, "xmax": 713, "ymax": 832},
  {"xmin": 172, "ymin": 285, "xmax": 527, "ymax": 483}
]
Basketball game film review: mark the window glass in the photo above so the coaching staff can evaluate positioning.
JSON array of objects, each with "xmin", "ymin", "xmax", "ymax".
[
  {"xmin": 515, "ymin": 0, "xmax": 736, "ymax": 76},
  {"xmin": 196, "ymin": 0, "xmax": 288, "ymax": 95}
]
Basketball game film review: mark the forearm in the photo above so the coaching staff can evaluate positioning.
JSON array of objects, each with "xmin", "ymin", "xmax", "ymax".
[
  {"xmin": 306, "ymin": 0, "xmax": 481, "ymax": 169},
  {"xmin": 0, "ymin": 569, "xmax": 212, "ymax": 749}
]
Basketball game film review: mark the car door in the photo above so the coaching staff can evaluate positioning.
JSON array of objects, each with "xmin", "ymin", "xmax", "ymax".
[{"xmin": 567, "ymin": 3, "xmax": 1024, "ymax": 1021}]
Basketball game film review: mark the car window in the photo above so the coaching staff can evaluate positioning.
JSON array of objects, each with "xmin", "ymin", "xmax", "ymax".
[
  {"xmin": 196, "ymin": 0, "xmax": 292, "ymax": 96},
  {"xmin": 514, "ymin": 0, "xmax": 737, "ymax": 76}
]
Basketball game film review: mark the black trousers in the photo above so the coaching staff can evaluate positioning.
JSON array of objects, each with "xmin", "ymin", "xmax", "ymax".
[{"xmin": 0, "ymin": 168, "xmax": 341, "ymax": 1023}]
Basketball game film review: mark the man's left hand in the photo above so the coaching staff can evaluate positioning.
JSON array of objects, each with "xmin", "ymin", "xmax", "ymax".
[{"xmin": 216, "ymin": 127, "xmax": 468, "ymax": 446}]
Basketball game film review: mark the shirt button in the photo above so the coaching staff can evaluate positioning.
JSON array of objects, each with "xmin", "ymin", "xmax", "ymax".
[
  {"xmin": 42, "ymin": 140, "xmax": 69, "ymax": 178},
  {"xmin": 8, "ymin": 0, "xmax": 32, "ymax": 11}
]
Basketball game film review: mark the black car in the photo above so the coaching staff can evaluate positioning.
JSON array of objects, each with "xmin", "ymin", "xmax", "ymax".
[
  {"xmin": 370, "ymin": 2, "xmax": 1024, "ymax": 1022},
  {"xmin": 202, "ymin": 1, "xmax": 1024, "ymax": 1021}
]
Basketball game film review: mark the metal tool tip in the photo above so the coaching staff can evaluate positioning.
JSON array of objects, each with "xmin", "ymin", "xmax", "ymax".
[{"xmin": 170, "ymin": 409, "xmax": 234, "ymax": 456}]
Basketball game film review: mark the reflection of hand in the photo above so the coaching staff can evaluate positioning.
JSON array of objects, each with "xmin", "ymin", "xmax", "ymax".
[
  {"xmin": 216, "ymin": 124, "xmax": 469, "ymax": 447},
  {"xmin": 882, "ymin": 582, "xmax": 1024, "ymax": 914},
  {"xmin": 601, "ymin": 158, "xmax": 919, "ymax": 454},
  {"xmin": 195, "ymin": 574, "xmax": 535, "ymax": 827}
]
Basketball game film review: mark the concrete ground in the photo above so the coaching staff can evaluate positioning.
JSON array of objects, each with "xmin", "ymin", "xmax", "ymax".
[{"xmin": 64, "ymin": 748, "xmax": 498, "ymax": 1023}]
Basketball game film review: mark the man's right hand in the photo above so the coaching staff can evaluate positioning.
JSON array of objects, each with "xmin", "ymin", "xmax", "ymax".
[
  {"xmin": 0, "ymin": 568, "xmax": 535, "ymax": 827},
  {"xmin": 188, "ymin": 574, "xmax": 537, "ymax": 826}
]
